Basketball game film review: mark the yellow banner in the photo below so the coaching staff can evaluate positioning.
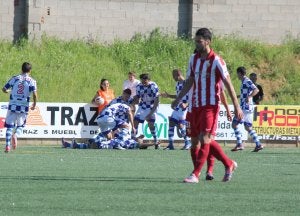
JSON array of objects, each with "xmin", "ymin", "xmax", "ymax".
[{"xmin": 253, "ymin": 105, "xmax": 300, "ymax": 135}]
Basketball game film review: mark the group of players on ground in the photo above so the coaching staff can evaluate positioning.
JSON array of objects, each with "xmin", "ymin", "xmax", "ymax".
[{"xmin": 2, "ymin": 27, "xmax": 265, "ymax": 184}]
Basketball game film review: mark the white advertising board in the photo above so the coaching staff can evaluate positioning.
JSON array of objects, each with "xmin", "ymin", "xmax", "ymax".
[{"xmin": 0, "ymin": 102, "xmax": 247, "ymax": 140}]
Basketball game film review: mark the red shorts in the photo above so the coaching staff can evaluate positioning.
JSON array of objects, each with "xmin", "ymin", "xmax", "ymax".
[{"xmin": 189, "ymin": 105, "xmax": 220, "ymax": 137}]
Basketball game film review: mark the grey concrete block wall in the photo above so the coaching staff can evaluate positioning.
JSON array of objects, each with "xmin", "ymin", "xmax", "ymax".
[
  {"xmin": 0, "ymin": 0, "xmax": 299, "ymax": 44},
  {"xmin": 0, "ymin": 1, "xmax": 14, "ymax": 40},
  {"xmin": 26, "ymin": 0, "xmax": 191, "ymax": 42},
  {"xmin": 192, "ymin": 0, "xmax": 300, "ymax": 44}
]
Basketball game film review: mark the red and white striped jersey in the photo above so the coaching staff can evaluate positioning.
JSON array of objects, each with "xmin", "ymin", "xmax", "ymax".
[{"xmin": 186, "ymin": 50, "xmax": 229, "ymax": 107}]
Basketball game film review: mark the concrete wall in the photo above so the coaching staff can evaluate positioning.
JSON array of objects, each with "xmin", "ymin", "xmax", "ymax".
[
  {"xmin": 27, "ymin": 0, "xmax": 192, "ymax": 42},
  {"xmin": 0, "ymin": 0, "xmax": 28, "ymax": 42},
  {"xmin": 1, "ymin": 0, "xmax": 300, "ymax": 44},
  {"xmin": 193, "ymin": 0, "xmax": 300, "ymax": 44}
]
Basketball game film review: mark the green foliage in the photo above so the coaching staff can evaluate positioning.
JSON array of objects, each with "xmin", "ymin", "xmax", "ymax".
[
  {"xmin": 1, "ymin": 146, "xmax": 300, "ymax": 215},
  {"xmin": 0, "ymin": 30, "xmax": 299, "ymax": 104}
]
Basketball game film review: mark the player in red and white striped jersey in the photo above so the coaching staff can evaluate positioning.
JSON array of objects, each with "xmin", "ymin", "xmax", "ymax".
[{"xmin": 172, "ymin": 28, "xmax": 243, "ymax": 183}]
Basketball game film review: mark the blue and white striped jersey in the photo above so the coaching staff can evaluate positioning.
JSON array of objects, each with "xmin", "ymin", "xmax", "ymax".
[
  {"xmin": 99, "ymin": 102, "xmax": 130, "ymax": 122},
  {"xmin": 240, "ymin": 77, "xmax": 257, "ymax": 112},
  {"xmin": 136, "ymin": 81, "xmax": 159, "ymax": 110},
  {"xmin": 3, "ymin": 73, "xmax": 37, "ymax": 113},
  {"xmin": 174, "ymin": 80, "xmax": 189, "ymax": 111}
]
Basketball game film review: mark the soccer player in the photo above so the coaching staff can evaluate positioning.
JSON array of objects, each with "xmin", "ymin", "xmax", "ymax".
[
  {"xmin": 133, "ymin": 73, "xmax": 160, "ymax": 149},
  {"xmin": 231, "ymin": 67, "xmax": 264, "ymax": 152},
  {"xmin": 2, "ymin": 62, "xmax": 37, "ymax": 153},
  {"xmin": 172, "ymin": 28, "xmax": 243, "ymax": 183},
  {"xmin": 97, "ymin": 94, "xmax": 136, "ymax": 139},
  {"xmin": 91, "ymin": 78, "xmax": 115, "ymax": 114},
  {"xmin": 249, "ymin": 72, "xmax": 264, "ymax": 105},
  {"xmin": 160, "ymin": 69, "xmax": 191, "ymax": 150}
]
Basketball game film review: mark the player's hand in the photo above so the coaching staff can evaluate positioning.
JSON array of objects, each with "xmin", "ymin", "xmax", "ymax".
[
  {"xmin": 180, "ymin": 103, "xmax": 188, "ymax": 109},
  {"xmin": 30, "ymin": 103, "xmax": 36, "ymax": 110},
  {"xmin": 246, "ymin": 96, "xmax": 251, "ymax": 103},
  {"xmin": 234, "ymin": 107, "xmax": 243, "ymax": 121},
  {"xmin": 227, "ymin": 113, "xmax": 233, "ymax": 122}
]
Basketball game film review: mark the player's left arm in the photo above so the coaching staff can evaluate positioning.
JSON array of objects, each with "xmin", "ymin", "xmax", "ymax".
[
  {"xmin": 247, "ymin": 83, "xmax": 259, "ymax": 103},
  {"xmin": 217, "ymin": 59, "xmax": 243, "ymax": 121},
  {"xmin": 148, "ymin": 96, "xmax": 159, "ymax": 118},
  {"xmin": 220, "ymin": 90, "xmax": 232, "ymax": 121},
  {"xmin": 31, "ymin": 91, "xmax": 38, "ymax": 110}
]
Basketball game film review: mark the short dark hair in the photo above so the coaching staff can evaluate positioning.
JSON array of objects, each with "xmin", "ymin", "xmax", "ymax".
[
  {"xmin": 22, "ymin": 62, "xmax": 32, "ymax": 73},
  {"xmin": 237, "ymin": 66, "xmax": 247, "ymax": 76},
  {"xmin": 139, "ymin": 73, "xmax": 150, "ymax": 80},
  {"xmin": 195, "ymin": 28, "xmax": 212, "ymax": 41},
  {"xmin": 123, "ymin": 88, "xmax": 131, "ymax": 95},
  {"xmin": 249, "ymin": 72, "xmax": 257, "ymax": 77}
]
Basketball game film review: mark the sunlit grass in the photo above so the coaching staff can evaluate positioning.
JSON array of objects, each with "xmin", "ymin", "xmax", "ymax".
[{"xmin": 0, "ymin": 30, "xmax": 299, "ymax": 104}]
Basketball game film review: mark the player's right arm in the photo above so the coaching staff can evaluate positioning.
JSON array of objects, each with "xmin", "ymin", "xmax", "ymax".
[
  {"xmin": 2, "ymin": 87, "xmax": 10, "ymax": 93},
  {"xmin": 2, "ymin": 78, "xmax": 13, "ymax": 93}
]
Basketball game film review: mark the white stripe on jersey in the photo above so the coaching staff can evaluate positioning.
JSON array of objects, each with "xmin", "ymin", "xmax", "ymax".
[{"xmin": 187, "ymin": 50, "xmax": 229, "ymax": 107}]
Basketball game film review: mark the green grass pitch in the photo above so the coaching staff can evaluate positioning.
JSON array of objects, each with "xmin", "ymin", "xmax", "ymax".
[{"xmin": 1, "ymin": 146, "xmax": 300, "ymax": 216}]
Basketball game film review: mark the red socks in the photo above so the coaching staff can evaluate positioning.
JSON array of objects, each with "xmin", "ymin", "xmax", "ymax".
[
  {"xmin": 190, "ymin": 145, "xmax": 200, "ymax": 169},
  {"xmin": 192, "ymin": 143, "xmax": 210, "ymax": 177},
  {"xmin": 210, "ymin": 140, "xmax": 232, "ymax": 168},
  {"xmin": 190, "ymin": 140, "xmax": 233, "ymax": 178},
  {"xmin": 206, "ymin": 153, "xmax": 215, "ymax": 174}
]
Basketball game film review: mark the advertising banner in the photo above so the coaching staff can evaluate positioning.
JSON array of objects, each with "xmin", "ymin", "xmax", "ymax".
[
  {"xmin": 253, "ymin": 105, "xmax": 300, "ymax": 141},
  {"xmin": 0, "ymin": 102, "xmax": 247, "ymax": 140}
]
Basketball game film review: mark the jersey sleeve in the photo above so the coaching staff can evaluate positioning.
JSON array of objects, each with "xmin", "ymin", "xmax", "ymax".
[
  {"xmin": 3, "ymin": 76, "xmax": 15, "ymax": 90},
  {"xmin": 215, "ymin": 56, "xmax": 229, "ymax": 80},
  {"xmin": 151, "ymin": 83, "xmax": 159, "ymax": 98},
  {"xmin": 247, "ymin": 80, "xmax": 257, "ymax": 92}
]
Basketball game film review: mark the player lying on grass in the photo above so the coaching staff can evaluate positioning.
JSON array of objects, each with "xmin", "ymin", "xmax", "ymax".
[{"xmin": 61, "ymin": 124, "xmax": 150, "ymax": 150}]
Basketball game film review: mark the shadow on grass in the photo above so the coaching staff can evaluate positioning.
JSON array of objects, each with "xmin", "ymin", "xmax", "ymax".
[{"xmin": 0, "ymin": 175, "xmax": 180, "ymax": 183}]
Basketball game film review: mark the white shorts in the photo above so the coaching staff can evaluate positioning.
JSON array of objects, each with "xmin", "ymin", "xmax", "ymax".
[
  {"xmin": 169, "ymin": 109, "xmax": 187, "ymax": 124},
  {"xmin": 5, "ymin": 110, "xmax": 27, "ymax": 128},
  {"xmin": 96, "ymin": 115, "xmax": 116, "ymax": 134},
  {"xmin": 134, "ymin": 107, "xmax": 156, "ymax": 123},
  {"xmin": 233, "ymin": 110, "xmax": 253, "ymax": 127}
]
